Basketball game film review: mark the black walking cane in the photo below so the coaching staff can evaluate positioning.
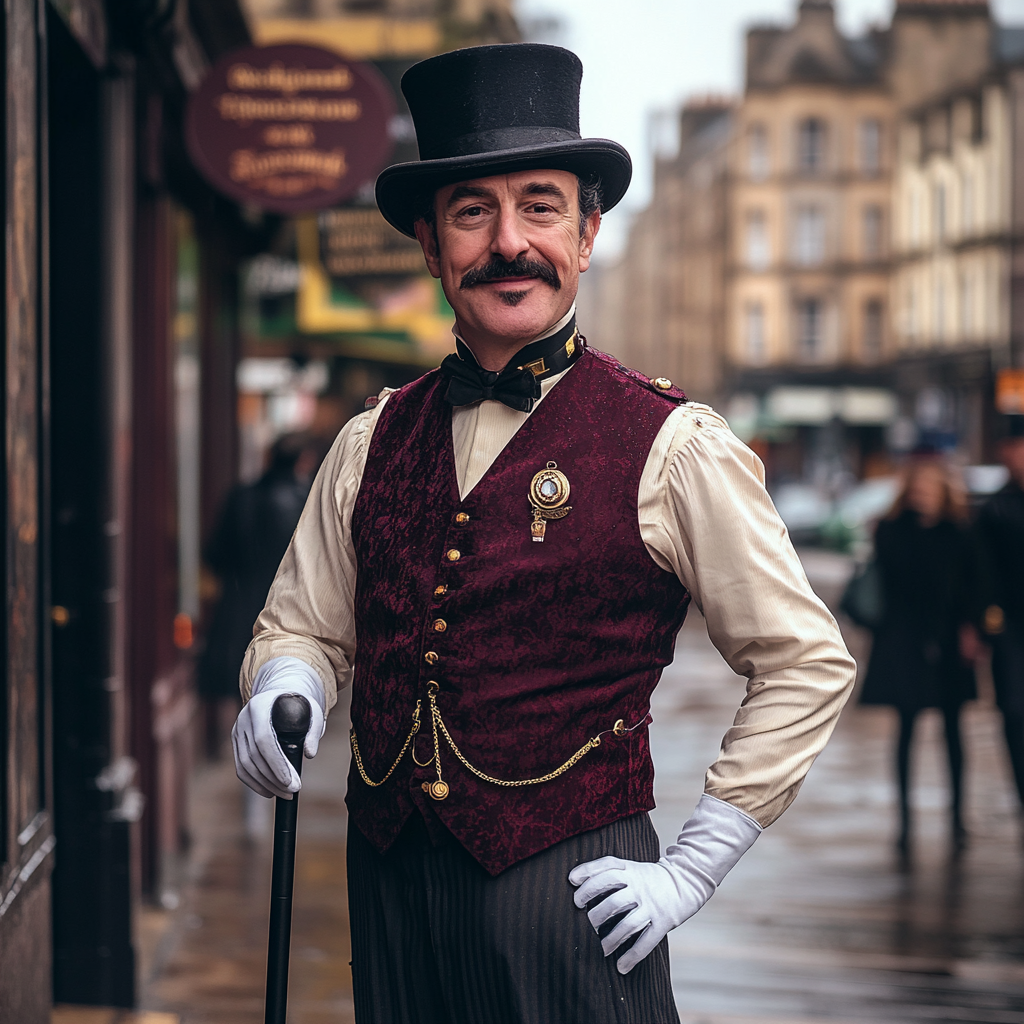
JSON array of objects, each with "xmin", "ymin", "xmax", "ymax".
[{"xmin": 265, "ymin": 694, "xmax": 312, "ymax": 1024}]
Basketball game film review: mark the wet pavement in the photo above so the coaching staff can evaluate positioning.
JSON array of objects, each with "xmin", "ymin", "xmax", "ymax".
[{"xmin": 140, "ymin": 550, "xmax": 1024, "ymax": 1023}]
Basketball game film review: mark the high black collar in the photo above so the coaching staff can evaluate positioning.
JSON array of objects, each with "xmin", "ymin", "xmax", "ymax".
[{"xmin": 454, "ymin": 315, "xmax": 581, "ymax": 383}]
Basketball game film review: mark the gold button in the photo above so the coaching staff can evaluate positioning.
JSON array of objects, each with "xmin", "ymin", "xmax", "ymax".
[
  {"xmin": 427, "ymin": 780, "xmax": 449, "ymax": 801},
  {"xmin": 424, "ymin": 651, "xmax": 439, "ymax": 665},
  {"xmin": 446, "ymin": 549, "xmax": 461, "ymax": 562},
  {"xmin": 455, "ymin": 512, "xmax": 470, "ymax": 524},
  {"xmin": 653, "ymin": 377, "xmax": 672, "ymax": 390},
  {"xmin": 434, "ymin": 585, "xmax": 447, "ymax": 597},
  {"xmin": 432, "ymin": 619, "xmax": 447, "ymax": 633}
]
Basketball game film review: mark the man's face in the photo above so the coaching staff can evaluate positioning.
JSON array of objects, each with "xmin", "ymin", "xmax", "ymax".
[
  {"xmin": 414, "ymin": 169, "xmax": 599, "ymax": 349},
  {"xmin": 1000, "ymin": 437, "xmax": 1024, "ymax": 486}
]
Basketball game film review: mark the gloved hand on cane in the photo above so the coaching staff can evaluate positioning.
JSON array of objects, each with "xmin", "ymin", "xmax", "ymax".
[
  {"xmin": 569, "ymin": 794, "xmax": 762, "ymax": 974},
  {"xmin": 232, "ymin": 656, "xmax": 327, "ymax": 799}
]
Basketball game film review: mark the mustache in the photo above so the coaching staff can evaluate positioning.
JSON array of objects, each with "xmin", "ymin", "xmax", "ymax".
[{"xmin": 460, "ymin": 256, "xmax": 561, "ymax": 291}]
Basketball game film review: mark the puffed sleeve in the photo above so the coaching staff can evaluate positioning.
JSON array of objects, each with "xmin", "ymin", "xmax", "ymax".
[
  {"xmin": 239, "ymin": 396, "xmax": 390, "ymax": 712},
  {"xmin": 639, "ymin": 404, "xmax": 857, "ymax": 826}
]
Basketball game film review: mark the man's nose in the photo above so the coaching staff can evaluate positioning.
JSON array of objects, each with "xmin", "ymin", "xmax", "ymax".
[{"xmin": 490, "ymin": 206, "xmax": 530, "ymax": 263}]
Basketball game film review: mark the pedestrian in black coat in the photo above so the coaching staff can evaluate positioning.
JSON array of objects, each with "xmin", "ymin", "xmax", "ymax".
[
  {"xmin": 976, "ymin": 415, "xmax": 1024, "ymax": 813},
  {"xmin": 198, "ymin": 433, "xmax": 320, "ymax": 756},
  {"xmin": 861, "ymin": 458, "xmax": 979, "ymax": 853}
]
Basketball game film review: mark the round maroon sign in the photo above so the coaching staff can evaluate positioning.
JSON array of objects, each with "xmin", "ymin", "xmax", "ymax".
[{"xmin": 185, "ymin": 43, "xmax": 396, "ymax": 214}]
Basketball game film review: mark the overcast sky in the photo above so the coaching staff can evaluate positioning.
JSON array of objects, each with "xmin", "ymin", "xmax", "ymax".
[{"xmin": 515, "ymin": 0, "xmax": 1024, "ymax": 258}]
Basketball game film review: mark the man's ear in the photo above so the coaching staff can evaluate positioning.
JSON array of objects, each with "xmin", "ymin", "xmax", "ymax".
[
  {"xmin": 413, "ymin": 218, "xmax": 442, "ymax": 279},
  {"xmin": 578, "ymin": 210, "xmax": 601, "ymax": 274}
]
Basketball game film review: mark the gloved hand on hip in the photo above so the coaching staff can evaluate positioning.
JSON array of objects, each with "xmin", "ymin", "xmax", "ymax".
[
  {"xmin": 569, "ymin": 793, "xmax": 762, "ymax": 974},
  {"xmin": 232, "ymin": 656, "xmax": 326, "ymax": 800}
]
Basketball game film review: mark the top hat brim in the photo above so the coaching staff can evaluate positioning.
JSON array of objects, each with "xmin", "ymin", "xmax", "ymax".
[{"xmin": 375, "ymin": 138, "xmax": 631, "ymax": 238}]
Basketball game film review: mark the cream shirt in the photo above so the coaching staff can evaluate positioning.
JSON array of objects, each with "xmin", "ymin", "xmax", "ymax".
[{"xmin": 242, "ymin": 355, "xmax": 856, "ymax": 828}]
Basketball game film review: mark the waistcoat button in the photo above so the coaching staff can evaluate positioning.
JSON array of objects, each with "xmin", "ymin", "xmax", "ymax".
[
  {"xmin": 424, "ymin": 651, "xmax": 439, "ymax": 665},
  {"xmin": 432, "ymin": 619, "xmax": 447, "ymax": 633},
  {"xmin": 455, "ymin": 512, "xmax": 470, "ymax": 524},
  {"xmin": 446, "ymin": 549, "xmax": 461, "ymax": 561},
  {"xmin": 434, "ymin": 585, "xmax": 447, "ymax": 597}
]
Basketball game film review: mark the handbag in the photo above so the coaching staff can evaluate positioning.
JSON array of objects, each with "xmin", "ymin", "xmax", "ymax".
[{"xmin": 840, "ymin": 559, "xmax": 884, "ymax": 630}]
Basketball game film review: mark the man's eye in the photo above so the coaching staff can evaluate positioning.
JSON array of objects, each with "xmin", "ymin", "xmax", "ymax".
[{"xmin": 460, "ymin": 205, "xmax": 485, "ymax": 217}]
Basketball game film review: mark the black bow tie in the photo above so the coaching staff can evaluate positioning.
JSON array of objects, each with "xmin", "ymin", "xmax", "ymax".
[{"xmin": 440, "ymin": 317, "xmax": 581, "ymax": 413}]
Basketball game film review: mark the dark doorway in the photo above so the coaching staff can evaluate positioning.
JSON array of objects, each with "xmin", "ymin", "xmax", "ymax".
[{"xmin": 47, "ymin": 7, "xmax": 134, "ymax": 1007}]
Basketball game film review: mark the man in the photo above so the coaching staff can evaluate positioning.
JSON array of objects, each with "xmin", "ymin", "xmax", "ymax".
[
  {"xmin": 977, "ymin": 415, "xmax": 1024, "ymax": 811},
  {"xmin": 232, "ymin": 44, "xmax": 856, "ymax": 1024}
]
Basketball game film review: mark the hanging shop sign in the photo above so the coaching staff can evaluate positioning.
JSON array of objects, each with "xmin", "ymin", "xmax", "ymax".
[
  {"xmin": 185, "ymin": 43, "xmax": 395, "ymax": 214},
  {"xmin": 318, "ymin": 208, "xmax": 425, "ymax": 276}
]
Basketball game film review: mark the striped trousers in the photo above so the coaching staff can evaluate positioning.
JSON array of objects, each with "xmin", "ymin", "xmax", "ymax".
[{"xmin": 347, "ymin": 812, "xmax": 680, "ymax": 1024}]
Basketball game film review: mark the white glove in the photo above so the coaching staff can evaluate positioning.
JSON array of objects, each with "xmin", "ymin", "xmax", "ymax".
[
  {"xmin": 232, "ymin": 656, "xmax": 326, "ymax": 800},
  {"xmin": 569, "ymin": 793, "xmax": 762, "ymax": 974}
]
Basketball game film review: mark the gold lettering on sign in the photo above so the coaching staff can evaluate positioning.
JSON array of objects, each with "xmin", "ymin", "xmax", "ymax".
[
  {"xmin": 216, "ymin": 95, "xmax": 362, "ymax": 125},
  {"xmin": 263, "ymin": 123, "xmax": 315, "ymax": 147},
  {"xmin": 317, "ymin": 207, "xmax": 426, "ymax": 277},
  {"xmin": 325, "ymin": 251, "xmax": 428, "ymax": 275},
  {"xmin": 226, "ymin": 62, "xmax": 353, "ymax": 95},
  {"xmin": 229, "ymin": 148, "xmax": 347, "ymax": 195}
]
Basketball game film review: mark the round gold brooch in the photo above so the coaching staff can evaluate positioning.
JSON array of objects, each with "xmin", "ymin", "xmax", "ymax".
[{"xmin": 529, "ymin": 461, "xmax": 571, "ymax": 510}]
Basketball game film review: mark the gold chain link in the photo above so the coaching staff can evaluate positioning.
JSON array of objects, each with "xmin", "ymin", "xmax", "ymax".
[
  {"xmin": 350, "ymin": 701, "xmax": 422, "ymax": 787},
  {"xmin": 428, "ymin": 690, "xmax": 601, "ymax": 787},
  {"xmin": 349, "ymin": 690, "xmax": 608, "ymax": 791}
]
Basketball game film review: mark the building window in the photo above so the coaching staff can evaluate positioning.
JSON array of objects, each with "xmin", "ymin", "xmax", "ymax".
[
  {"xmin": 934, "ymin": 277, "xmax": 946, "ymax": 341},
  {"xmin": 748, "ymin": 123, "xmax": 769, "ymax": 180},
  {"xmin": 745, "ymin": 301, "xmax": 766, "ymax": 362},
  {"xmin": 863, "ymin": 299, "xmax": 883, "ymax": 360},
  {"xmin": 909, "ymin": 189, "xmax": 922, "ymax": 247},
  {"xmin": 860, "ymin": 119, "xmax": 881, "ymax": 174},
  {"xmin": 962, "ymin": 172, "xmax": 974, "ymax": 234},
  {"xmin": 797, "ymin": 298, "xmax": 823, "ymax": 360},
  {"xmin": 906, "ymin": 282, "xmax": 918, "ymax": 341},
  {"xmin": 862, "ymin": 205, "xmax": 883, "ymax": 259},
  {"xmin": 934, "ymin": 182, "xmax": 947, "ymax": 242},
  {"xmin": 797, "ymin": 117, "xmax": 826, "ymax": 173},
  {"xmin": 745, "ymin": 210, "xmax": 769, "ymax": 269},
  {"xmin": 960, "ymin": 271, "xmax": 973, "ymax": 338},
  {"xmin": 793, "ymin": 205, "xmax": 825, "ymax": 265}
]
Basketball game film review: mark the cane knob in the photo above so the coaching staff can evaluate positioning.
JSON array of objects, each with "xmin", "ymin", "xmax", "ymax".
[{"xmin": 271, "ymin": 695, "xmax": 312, "ymax": 744}]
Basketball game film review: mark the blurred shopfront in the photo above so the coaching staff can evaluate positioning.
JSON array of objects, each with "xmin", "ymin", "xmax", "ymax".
[
  {"xmin": 1, "ymin": 0, "xmax": 259, "ymax": 1018},
  {"xmin": 2, "ymin": 2, "xmax": 518, "ymax": 1018}
]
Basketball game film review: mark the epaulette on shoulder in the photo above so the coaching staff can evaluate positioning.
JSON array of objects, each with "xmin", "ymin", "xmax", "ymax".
[
  {"xmin": 363, "ymin": 367, "xmax": 443, "ymax": 410},
  {"xmin": 589, "ymin": 346, "xmax": 688, "ymax": 403}
]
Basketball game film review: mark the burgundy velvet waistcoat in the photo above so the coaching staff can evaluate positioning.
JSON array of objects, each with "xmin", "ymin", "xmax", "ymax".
[{"xmin": 347, "ymin": 348, "xmax": 691, "ymax": 875}]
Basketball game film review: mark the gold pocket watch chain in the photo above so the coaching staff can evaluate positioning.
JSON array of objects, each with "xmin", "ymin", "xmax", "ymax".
[{"xmin": 351, "ymin": 687, "xmax": 642, "ymax": 801}]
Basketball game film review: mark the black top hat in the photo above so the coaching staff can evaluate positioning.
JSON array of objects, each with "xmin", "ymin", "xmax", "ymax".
[{"xmin": 375, "ymin": 43, "xmax": 632, "ymax": 237}]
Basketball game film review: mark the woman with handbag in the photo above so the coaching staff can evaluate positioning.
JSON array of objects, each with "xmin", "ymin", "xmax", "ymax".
[{"xmin": 860, "ymin": 457, "xmax": 980, "ymax": 855}]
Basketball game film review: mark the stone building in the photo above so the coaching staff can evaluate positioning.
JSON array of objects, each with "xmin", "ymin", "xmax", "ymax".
[
  {"xmin": 585, "ymin": 98, "xmax": 733, "ymax": 404},
  {"xmin": 888, "ymin": 0, "xmax": 1024, "ymax": 459},
  {"xmin": 726, "ymin": 0, "xmax": 896, "ymax": 483},
  {"xmin": 602, "ymin": 0, "xmax": 1024, "ymax": 483}
]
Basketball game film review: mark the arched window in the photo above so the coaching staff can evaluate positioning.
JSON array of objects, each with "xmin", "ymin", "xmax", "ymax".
[
  {"xmin": 748, "ymin": 123, "xmax": 769, "ymax": 180},
  {"xmin": 745, "ymin": 210, "xmax": 769, "ymax": 269},
  {"xmin": 793, "ymin": 205, "xmax": 825, "ymax": 265},
  {"xmin": 859, "ymin": 119, "xmax": 881, "ymax": 174},
  {"xmin": 863, "ymin": 299, "xmax": 883, "ymax": 361},
  {"xmin": 797, "ymin": 117, "xmax": 826, "ymax": 173},
  {"xmin": 797, "ymin": 298, "xmax": 823, "ymax": 360},
  {"xmin": 745, "ymin": 302, "xmax": 766, "ymax": 362}
]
